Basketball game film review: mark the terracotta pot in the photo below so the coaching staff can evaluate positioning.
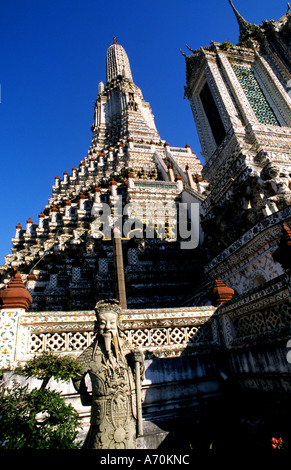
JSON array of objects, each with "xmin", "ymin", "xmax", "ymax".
[
  {"xmin": 0, "ymin": 271, "xmax": 32, "ymax": 310},
  {"xmin": 212, "ymin": 279, "xmax": 234, "ymax": 305}
]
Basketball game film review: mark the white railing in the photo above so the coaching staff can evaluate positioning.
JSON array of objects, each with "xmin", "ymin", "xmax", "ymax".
[
  {"xmin": 14, "ymin": 306, "xmax": 217, "ymax": 363},
  {"xmin": 217, "ymin": 275, "xmax": 291, "ymax": 349}
]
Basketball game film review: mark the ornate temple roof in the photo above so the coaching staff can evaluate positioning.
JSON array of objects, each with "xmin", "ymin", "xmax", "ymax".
[{"xmin": 228, "ymin": 0, "xmax": 291, "ymax": 44}]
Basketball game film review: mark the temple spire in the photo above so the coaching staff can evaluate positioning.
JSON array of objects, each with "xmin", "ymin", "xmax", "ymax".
[
  {"xmin": 228, "ymin": 0, "xmax": 260, "ymax": 43},
  {"xmin": 106, "ymin": 38, "xmax": 133, "ymax": 84},
  {"xmin": 228, "ymin": 0, "xmax": 251, "ymax": 36}
]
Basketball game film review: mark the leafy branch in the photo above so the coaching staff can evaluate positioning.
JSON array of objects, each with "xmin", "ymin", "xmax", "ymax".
[{"xmin": 0, "ymin": 352, "xmax": 83, "ymax": 449}]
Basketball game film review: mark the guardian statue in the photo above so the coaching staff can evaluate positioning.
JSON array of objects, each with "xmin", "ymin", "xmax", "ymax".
[{"xmin": 73, "ymin": 299, "xmax": 144, "ymax": 449}]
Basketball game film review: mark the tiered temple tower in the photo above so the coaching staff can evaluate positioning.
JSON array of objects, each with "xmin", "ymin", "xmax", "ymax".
[
  {"xmin": 183, "ymin": 1, "xmax": 291, "ymax": 300},
  {"xmin": 90, "ymin": 37, "xmax": 160, "ymax": 149},
  {"xmin": 0, "ymin": 38, "xmax": 206, "ymax": 311}
]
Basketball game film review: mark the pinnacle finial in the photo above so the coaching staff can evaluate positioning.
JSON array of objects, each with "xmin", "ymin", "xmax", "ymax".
[
  {"xmin": 287, "ymin": 3, "xmax": 290, "ymax": 14},
  {"xmin": 0, "ymin": 271, "xmax": 32, "ymax": 310},
  {"xmin": 106, "ymin": 38, "xmax": 133, "ymax": 83},
  {"xmin": 186, "ymin": 44, "xmax": 195, "ymax": 53}
]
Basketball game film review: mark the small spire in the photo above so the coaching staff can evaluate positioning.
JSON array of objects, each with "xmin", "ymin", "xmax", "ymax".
[
  {"xmin": 211, "ymin": 279, "xmax": 235, "ymax": 306},
  {"xmin": 98, "ymin": 81, "xmax": 104, "ymax": 94},
  {"xmin": 113, "ymin": 36, "xmax": 118, "ymax": 44},
  {"xmin": 27, "ymin": 272, "xmax": 37, "ymax": 281},
  {"xmin": 228, "ymin": 0, "xmax": 249, "ymax": 25},
  {"xmin": 228, "ymin": 0, "xmax": 259, "ymax": 42},
  {"xmin": 186, "ymin": 44, "xmax": 196, "ymax": 53},
  {"xmin": 228, "ymin": 0, "xmax": 250, "ymax": 30},
  {"xmin": 0, "ymin": 271, "xmax": 32, "ymax": 310}
]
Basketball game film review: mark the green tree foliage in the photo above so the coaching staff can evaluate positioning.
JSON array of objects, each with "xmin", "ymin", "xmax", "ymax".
[
  {"xmin": 14, "ymin": 352, "xmax": 83, "ymax": 389},
  {"xmin": 0, "ymin": 353, "xmax": 83, "ymax": 449}
]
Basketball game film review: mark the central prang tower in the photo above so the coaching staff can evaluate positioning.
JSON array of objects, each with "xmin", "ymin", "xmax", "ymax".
[
  {"xmin": 0, "ymin": 38, "xmax": 205, "ymax": 311},
  {"xmin": 91, "ymin": 37, "xmax": 160, "ymax": 150}
]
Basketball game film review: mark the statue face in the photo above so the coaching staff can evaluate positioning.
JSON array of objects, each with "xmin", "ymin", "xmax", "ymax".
[{"xmin": 98, "ymin": 311, "xmax": 118, "ymax": 337}]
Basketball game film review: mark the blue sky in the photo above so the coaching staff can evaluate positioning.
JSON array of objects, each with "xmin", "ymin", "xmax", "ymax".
[{"xmin": 0, "ymin": 0, "xmax": 286, "ymax": 264}]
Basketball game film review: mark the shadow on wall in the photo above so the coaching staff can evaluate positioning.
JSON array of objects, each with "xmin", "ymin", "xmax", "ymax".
[
  {"xmin": 138, "ymin": 295, "xmax": 291, "ymax": 453},
  {"xmin": 137, "ymin": 311, "xmax": 230, "ymax": 451}
]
